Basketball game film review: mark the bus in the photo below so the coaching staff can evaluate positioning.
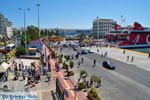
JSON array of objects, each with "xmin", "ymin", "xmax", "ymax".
[
  {"xmin": 28, "ymin": 48, "xmax": 36, "ymax": 55},
  {"xmin": 6, "ymin": 43, "xmax": 15, "ymax": 52}
]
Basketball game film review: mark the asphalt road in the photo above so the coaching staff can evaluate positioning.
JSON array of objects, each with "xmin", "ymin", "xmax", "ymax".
[{"xmin": 61, "ymin": 47, "xmax": 150, "ymax": 100}]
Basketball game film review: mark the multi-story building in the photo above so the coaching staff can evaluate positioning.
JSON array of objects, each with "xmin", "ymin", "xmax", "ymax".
[
  {"xmin": 92, "ymin": 19, "xmax": 116, "ymax": 38},
  {"xmin": 0, "ymin": 13, "xmax": 13, "ymax": 38},
  {"xmin": 0, "ymin": 13, "xmax": 6, "ymax": 35},
  {"xmin": 4, "ymin": 18, "xmax": 13, "ymax": 38}
]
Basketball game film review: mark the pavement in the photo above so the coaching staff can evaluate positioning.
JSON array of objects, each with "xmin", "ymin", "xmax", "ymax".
[
  {"xmin": 83, "ymin": 46, "xmax": 150, "ymax": 72},
  {"xmin": 42, "ymin": 44, "xmax": 87, "ymax": 100},
  {"xmin": 1, "ymin": 54, "xmax": 56, "ymax": 100}
]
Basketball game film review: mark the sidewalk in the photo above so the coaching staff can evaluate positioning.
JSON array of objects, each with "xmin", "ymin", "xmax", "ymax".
[
  {"xmin": 42, "ymin": 44, "xmax": 87, "ymax": 100},
  {"xmin": 83, "ymin": 46, "xmax": 150, "ymax": 72}
]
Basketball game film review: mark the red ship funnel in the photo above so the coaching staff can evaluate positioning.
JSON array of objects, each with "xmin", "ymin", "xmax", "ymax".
[{"xmin": 133, "ymin": 22, "xmax": 144, "ymax": 30}]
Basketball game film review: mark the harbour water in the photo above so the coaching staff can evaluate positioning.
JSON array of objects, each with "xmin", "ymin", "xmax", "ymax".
[{"xmin": 129, "ymin": 48, "xmax": 150, "ymax": 53}]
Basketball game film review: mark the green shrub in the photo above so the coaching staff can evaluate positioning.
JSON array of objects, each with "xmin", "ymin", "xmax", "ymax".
[
  {"xmin": 59, "ymin": 56, "xmax": 63, "ymax": 63},
  {"xmin": 91, "ymin": 74, "xmax": 99, "ymax": 83},
  {"xmin": 69, "ymin": 60, "xmax": 74, "ymax": 69},
  {"xmin": 18, "ymin": 46, "xmax": 26, "ymax": 55},
  {"xmin": 80, "ymin": 70, "xmax": 88, "ymax": 78}
]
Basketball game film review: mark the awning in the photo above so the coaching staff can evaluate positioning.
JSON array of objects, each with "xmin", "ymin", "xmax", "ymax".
[{"xmin": 0, "ymin": 63, "xmax": 11, "ymax": 73}]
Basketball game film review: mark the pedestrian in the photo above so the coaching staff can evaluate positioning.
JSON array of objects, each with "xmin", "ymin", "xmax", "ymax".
[
  {"xmin": 5, "ymin": 74, "xmax": 8, "ymax": 82},
  {"xmin": 94, "ymin": 59, "xmax": 96, "ymax": 67},
  {"xmin": 86, "ymin": 81, "xmax": 90, "ymax": 88},
  {"xmin": 22, "ymin": 70, "xmax": 26, "ymax": 80},
  {"xmin": 25, "ymin": 66, "xmax": 28, "ymax": 72},
  {"xmin": 131, "ymin": 56, "xmax": 134, "ymax": 63},
  {"xmin": 78, "ymin": 60, "xmax": 80, "ymax": 68},
  {"xmin": 21, "ymin": 61, "xmax": 24, "ymax": 69},
  {"xmin": 81, "ymin": 57, "xmax": 84, "ymax": 64},
  {"xmin": 123, "ymin": 50, "xmax": 125, "ymax": 54},
  {"xmin": 90, "ymin": 78, "xmax": 93, "ymax": 87},
  {"xmin": 101, "ymin": 52, "xmax": 103, "ymax": 57},
  {"xmin": 127, "ymin": 56, "xmax": 129, "ymax": 62},
  {"xmin": 71, "ymin": 55, "xmax": 74, "ymax": 60},
  {"xmin": 97, "ymin": 49, "xmax": 99, "ymax": 52},
  {"xmin": 37, "ymin": 71, "xmax": 41, "ymax": 81},
  {"xmin": 19, "ymin": 63, "xmax": 22, "ymax": 71},
  {"xmin": 47, "ymin": 71, "xmax": 52, "ymax": 82},
  {"xmin": 148, "ymin": 53, "xmax": 150, "ymax": 58},
  {"xmin": 97, "ymin": 76, "xmax": 102, "ymax": 88}
]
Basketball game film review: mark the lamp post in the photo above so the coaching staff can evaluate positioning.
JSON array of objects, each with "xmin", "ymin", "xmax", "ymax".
[
  {"xmin": 74, "ymin": 74, "xmax": 87, "ymax": 100},
  {"xmin": 121, "ymin": 15, "xmax": 123, "ymax": 26},
  {"xmin": 18, "ymin": 8, "xmax": 30, "ymax": 52},
  {"xmin": 36, "ymin": 4, "xmax": 40, "ymax": 39}
]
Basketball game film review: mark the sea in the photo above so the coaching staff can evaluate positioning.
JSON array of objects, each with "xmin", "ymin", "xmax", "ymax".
[{"xmin": 128, "ymin": 48, "xmax": 150, "ymax": 54}]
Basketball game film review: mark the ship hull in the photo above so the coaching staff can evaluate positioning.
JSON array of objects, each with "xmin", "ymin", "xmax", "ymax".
[{"xmin": 118, "ymin": 44, "xmax": 150, "ymax": 49}]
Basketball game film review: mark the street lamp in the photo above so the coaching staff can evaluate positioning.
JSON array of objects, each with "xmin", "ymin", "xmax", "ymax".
[
  {"xmin": 36, "ymin": 4, "xmax": 40, "ymax": 39},
  {"xmin": 18, "ymin": 8, "xmax": 30, "ymax": 52},
  {"xmin": 74, "ymin": 74, "xmax": 87, "ymax": 100}
]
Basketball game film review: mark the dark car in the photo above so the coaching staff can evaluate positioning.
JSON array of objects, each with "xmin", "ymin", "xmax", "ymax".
[
  {"xmin": 79, "ymin": 43, "xmax": 85, "ymax": 47},
  {"xmin": 81, "ymin": 50, "xmax": 88, "ymax": 54},
  {"xmin": 102, "ymin": 61, "xmax": 115, "ymax": 70}
]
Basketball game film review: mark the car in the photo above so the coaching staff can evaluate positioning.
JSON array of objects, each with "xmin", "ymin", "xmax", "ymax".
[
  {"xmin": 81, "ymin": 50, "xmax": 88, "ymax": 54},
  {"xmin": 88, "ymin": 50, "xmax": 93, "ymax": 53},
  {"xmin": 0, "ymin": 42, "xmax": 5, "ymax": 46},
  {"xmin": 79, "ymin": 43, "xmax": 86, "ymax": 47},
  {"xmin": 102, "ymin": 61, "xmax": 115, "ymax": 70},
  {"xmin": 73, "ymin": 47, "xmax": 78, "ymax": 51},
  {"xmin": 0, "ymin": 59, "xmax": 4, "ymax": 64},
  {"xmin": 2, "ymin": 50, "xmax": 8, "ymax": 54}
]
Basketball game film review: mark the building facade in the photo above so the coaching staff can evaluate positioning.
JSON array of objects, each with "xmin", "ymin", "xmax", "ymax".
[
  {"xmin": 4, "ymin": 18, "xmax": 13, "ymax": 38},
  {"xmin": 0, "ymin": 13, "xmax": 6, "ymax": 35},
  {"xmin": 92, "ymin": 19, "xmax": 116, "ymax": 38}
]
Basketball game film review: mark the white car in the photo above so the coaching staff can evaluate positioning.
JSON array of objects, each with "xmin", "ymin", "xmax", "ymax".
[{"xmin": 88, "ymin": 50, "xmax": 93, "ymax": 53}]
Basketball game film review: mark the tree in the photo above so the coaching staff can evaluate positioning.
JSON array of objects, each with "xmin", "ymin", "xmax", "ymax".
[
  {"xmin": 51, "ymin": 30, "xmax": 55, "ymax": 36},
  {"xmin": 48, "ymin": 31, "xmax": 51, "ymax": 37},
  {"xmin": 26, "ymin": 25, "xmax": 39, "ymax": 40},
  {"xmin": 45, "ymin": 29, "xmax": 48, "ymax": 36},
  {"xmin": 55, "ymin": 30, "xmax": 59, "ymax": 36},
  {"xmin": 79, "ymin": 32, "xmax": 85, "ymax": 40},
  {"xmin": 20, "ymin": 33, "xmax": 31, "ymax": 46},
  {"xmin": 40, "ymin": 30, "xmax": 45, "ymax": 36}
]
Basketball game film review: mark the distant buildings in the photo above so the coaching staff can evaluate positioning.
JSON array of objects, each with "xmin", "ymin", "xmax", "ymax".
[
  {"xmin": 0, "ymin": 13, "xmax": 6, "ymax": 36},
  {"xmin": 4, "ymin": 18, "xmax": 13, "ymax": 38},
  {"xmin": 0, "ymin": 13, "xmax": 13, "ymax": 38},
  {"xmin": 92, "ymin": 19, "xmax": 116, "ymax": 38}
]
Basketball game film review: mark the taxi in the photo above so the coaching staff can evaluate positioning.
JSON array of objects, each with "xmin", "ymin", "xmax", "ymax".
[{"xmin": 0, "ymin": 42, "xmax": 5, "ymax": 46}]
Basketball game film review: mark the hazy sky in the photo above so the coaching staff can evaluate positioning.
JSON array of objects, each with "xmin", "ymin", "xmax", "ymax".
[{"xmin": 0, "ymin": 0, "xmax": 149, "ymax": 29}]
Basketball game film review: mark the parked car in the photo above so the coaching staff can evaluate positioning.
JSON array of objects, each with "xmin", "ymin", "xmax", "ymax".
[
  {"xmin": 2, "ymin": 50, "xmax": 8, "ymax": 54},
  {"xmin": 0, "ymin": 59, "xmax": 4, "ymax": 64},
  {"xmin": 81, "ymin": 50, "xmax": 88, "ymax": 54},
  {"xmin": 88, "ymin": 50, "xmax": 93, "ymax": 53},
  {"xmin": 102, "ymin": 61, "xmax": 115, "ymax": 70}
]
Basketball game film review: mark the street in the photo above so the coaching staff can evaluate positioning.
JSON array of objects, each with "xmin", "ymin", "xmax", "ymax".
[{"xmin": 61, "ymin": 47, "xmax": 150, "ymax": 100}]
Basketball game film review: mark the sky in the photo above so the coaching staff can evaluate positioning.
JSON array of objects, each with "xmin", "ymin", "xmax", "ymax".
[{"xmin": 0, "ymin": 0, "xmax": 150, "ymax": 29}]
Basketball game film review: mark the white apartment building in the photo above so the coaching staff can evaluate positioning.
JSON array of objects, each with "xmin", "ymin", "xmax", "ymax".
[
  {"xmin": 92, "ymin": 19, "xmax": 116, "ymax": 38},
  {"xmin": 4, "ymin": 18, "xmax": 13, "ymax": 38}
]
